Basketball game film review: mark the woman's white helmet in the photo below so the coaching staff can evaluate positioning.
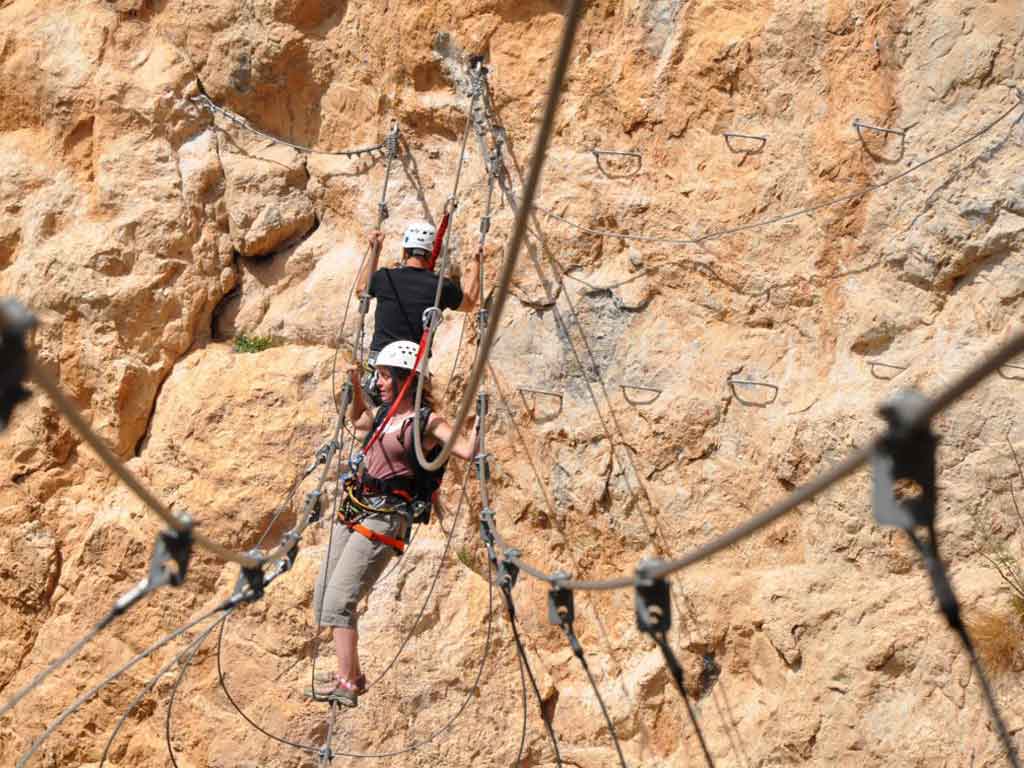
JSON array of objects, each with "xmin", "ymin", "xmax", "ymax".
[
  {"xmin": 375, "ymin": 340, "xmax": 422, "ymax": 372},
  {"xmin": 402, "ymin": 221, "xmax": 435, "ymax": 254}
]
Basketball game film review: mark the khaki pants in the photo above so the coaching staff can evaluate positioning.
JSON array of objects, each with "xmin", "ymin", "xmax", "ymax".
[{"xmin": 313, "ymin": 502, "xmax": 408, "ymax": 630}]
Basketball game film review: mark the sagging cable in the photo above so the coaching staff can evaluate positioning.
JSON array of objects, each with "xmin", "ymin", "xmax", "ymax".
[{"xmin": 635, "ymin": 562, "xmax": 715, "ymax": 768}]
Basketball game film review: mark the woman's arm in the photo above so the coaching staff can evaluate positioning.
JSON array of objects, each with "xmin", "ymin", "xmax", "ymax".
[
  {"xmin": 427, "ymin": 413, "xmax": 478, "ymax": 461},
  {"xmin": 347, "ymin": 367, "xmax": 374, "ymax": 432}
]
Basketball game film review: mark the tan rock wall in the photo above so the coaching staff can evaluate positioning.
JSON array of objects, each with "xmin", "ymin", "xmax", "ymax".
[{"xmin": 1, "ymin": 0, "xmax": 1023, "ymax": 766}]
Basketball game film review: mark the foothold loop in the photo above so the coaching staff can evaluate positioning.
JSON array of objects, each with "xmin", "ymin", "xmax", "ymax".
[
  {"xmin": 0, "ymin": 299, "xmax": 37, "ymax": 431},
  {"xmin": 635, "ymin": 560, "xmax": 671, "ymax": 634},
  {"xmin": 871, "ymin": 389, "xmax": 937, "ymax": 530}
]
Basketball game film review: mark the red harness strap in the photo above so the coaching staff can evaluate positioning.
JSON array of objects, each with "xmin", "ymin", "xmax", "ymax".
[{"xmin": 345, "ymin": 521, "xmax": 406, "ymax": 553}]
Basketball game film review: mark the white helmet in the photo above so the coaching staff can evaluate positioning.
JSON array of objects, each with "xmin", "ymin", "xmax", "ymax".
[
  {"xmin": 402, "ymin": 221, "xmax": 435, "ymax": 254},
  {"xmin": 375, "ymin": 340, "xmax": 423, "ymax": 373}
]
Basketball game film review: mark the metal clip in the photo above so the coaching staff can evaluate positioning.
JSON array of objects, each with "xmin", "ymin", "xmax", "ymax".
[
  {"xmin": 232, "ymin": 551, "xmax": 266, "ymax": 604},
  {"xmin": 422, "ymin": 306, "xmax": 443, "ymax": 331},
  {"xmin": 722, "ymin": 131, "xmax": 767, "ymax": 155},
  {"xmin": 304, "ymin": 489, "xmax": 323, "ymax": 524},
  {"xmin": 727, "ymin": 375, "xmax": 779, "ymax": 406},
  {"xmin": 547, "ymin": 572, "xmax": 574, "ymax": 626},
  {"xmin": 867, "ymin": 359, "xmax": 908, "ymax": 380},
  {"xmin": 635, "ymin": 560, "xmax": 671, "ymax": 634},
  {"xmin": 619, "ymin": 383, "xmax": 663, "ymax": 406},
  {"xmin": 479, "ymin": 507, "xmax": 496, "ymax": 546},
  {"xmin": 998, "ymin": 363, "xmax": 1024, "ymax": 381},
  {"xmin": 0, "ymin": 299, "xmax": 37, "ymax": 431},
  {"xmin": 384, "ymin": 123, "xmax": 400, "ymax": 158},
  {"xmin": 499, "ymin": 549, "xmax": 521, "ymax": 590},
  {"xmin": 871, "ymin": 389, "xmax": 936, "ymax": 530}
]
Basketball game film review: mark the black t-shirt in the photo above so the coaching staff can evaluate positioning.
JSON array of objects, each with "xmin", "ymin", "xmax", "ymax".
[{"xmin": 368, "ymin": 266, "xmax": 464, "ymax": 352}]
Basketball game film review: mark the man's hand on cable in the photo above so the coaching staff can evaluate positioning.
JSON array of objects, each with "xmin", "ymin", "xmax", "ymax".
[{"xmin": 368, "ymin": 229, "xmax": 384, "ymax": 249}]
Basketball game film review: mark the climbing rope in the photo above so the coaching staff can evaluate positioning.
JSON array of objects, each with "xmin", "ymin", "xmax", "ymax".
[{"xmin": 191, "ymin": 90, "xmax": 386, "ymax": 158}]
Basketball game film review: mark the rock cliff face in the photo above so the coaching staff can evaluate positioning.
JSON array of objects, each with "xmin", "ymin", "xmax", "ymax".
[{"xmin": 1, "ymin": 0, "xmax": 1023, "ymax": 766}]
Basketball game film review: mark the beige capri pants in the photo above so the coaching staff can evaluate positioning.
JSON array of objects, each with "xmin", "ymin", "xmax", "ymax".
[{"xmin": 313, "ymin": 498, "xmax": 409, "ymax": 630}]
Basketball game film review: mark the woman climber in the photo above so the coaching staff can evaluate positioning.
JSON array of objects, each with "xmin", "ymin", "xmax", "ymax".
[
  {"xmin": 356, "ymin": 221, "xmax": 481, "ymax": 401},
  {"xmin": 310, "ymin": 339, "xmax": 478, "ymax": 707}
]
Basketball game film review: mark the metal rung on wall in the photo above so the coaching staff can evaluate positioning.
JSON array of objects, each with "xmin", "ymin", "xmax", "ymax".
[
  {"xmin": 727, "ymin": 376, "xmax": 779, "ymax": 406},
  {"xmin": 590, "ymin": 148, "xmax": 643, "ymax": 177},
  {"xmin": 852, "ymin": 119, "xmax": 907, "ymax": 156},
  {"xmin": 999, "ymin": 363, "xmax": 1024, "ymax": 381},
  {"xmin": 868, "ymin": 360, "xmax": 909, "ymax": 380},
  {"xmin": 722, "ymin": 132, "xmax": 767, "ymax": 154},
  {"xmin": 517, "ymin": 386, "xmax": 564, "ymax": 420},
  {"xmin": 619, "ymin": 383, "xmax": 663, "ymax": 405}
]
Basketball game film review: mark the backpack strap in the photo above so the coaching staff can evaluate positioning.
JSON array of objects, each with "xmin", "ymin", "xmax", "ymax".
[{"xmin": 383, "ymin": 269, "xmax": 420, "ymax": 340}]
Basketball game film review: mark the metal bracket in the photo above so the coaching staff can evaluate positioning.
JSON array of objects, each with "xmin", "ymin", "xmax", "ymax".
[
  {"xmin": 314, "ymin": 440, "xmax": 337, "ymax": 467},
  {"xmin": 304, "ymin": 489, "xmax": 323, "ymax": 524},
  {"xmin": 547, "ymin": 572, "xmax": 574, "ymax": 626},
  {"xmin": 853, "ymin": 118, "xmax": 906, "ymax": 157},
  {"xmin": 998, "ymin": 363, "xmax": 1024, "ymax": 381},
  {"xmin": 479, "ymin": 507, "xmax": 496, "ymax": 546},
  {"xmin": 868, "ymin": 360, "xmax": 908, "ymax": 380},
  {"xmin": 871, "ymin": 389, "xmax": 937, "ymax": 530},
  {"xmin": 635, "ymin": 560, "xmax": 671, "ymax": 634},
  {"xmin": 727, "ymin": 376, "xmax": 779, "ymax": 406},
  {"xmin": 232, "ymin": 551, "xmax": 266, "ymax": 604},
  {"xmin": 619, "ymin": 383, "xmax": 663, "ymax": 406},
  {"xmin": 591, "ymin": 148, "xmax": 642, "ymax": 177},
  {"xmin": 722, "ymin": 132, "xmax": 767, "ymax": 155},
  {"xmin": 499, "ymin": 549, "xmax": 521, "ymax": 590},
  {"xmin": 517, "ymin": 386, "xmax": 564, "ymax": 420},
  {"xmin": 0, "ymin": 299, "xmax": 36, "ymax": 431},
  {"xmin": 151, "ymin": 520, "xmax": 194, "ymax": 588}
]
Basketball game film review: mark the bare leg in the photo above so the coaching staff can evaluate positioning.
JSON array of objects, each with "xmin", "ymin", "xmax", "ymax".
[{"xmin": 334, "ymin": 627, "xmax": 360, "ymax": 682}]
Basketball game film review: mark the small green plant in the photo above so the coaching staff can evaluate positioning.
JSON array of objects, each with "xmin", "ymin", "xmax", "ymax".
[
  {"xmin": 233, "ymin": 333, "xmax": 277, "ymax": 353},
  {"xmin": 455, "ymin": 546, "xmax": 480, "ymax": 575}
]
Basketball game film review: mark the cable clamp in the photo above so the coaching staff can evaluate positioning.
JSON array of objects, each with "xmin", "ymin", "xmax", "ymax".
[
  {"xmin": 635, "ymin": 559, "xmax": 671, "ymax": 634},
  {"xmin": 111, "ymin": 516, "xmax": 194, "ymax": 618},
  {"xmin": 474, "ymin": 451, "xmax": 491, "ymax": 483},
  {"xmin": 479, "ymin": 215, "xmax": 491, "ymax": 236},
  {"xmin": 384, "ymin": 123, "xmax": 400, "ymax": 158},
  {"xmin": 314, "ymin": 440, "xmax": 337, "ymax": 466},
  {"xmin": 476, "ymin": 308, "xmax": 489, "ymax": 331},
  {"xmin": 547, "ymin": 571, "xmax": 574, "ymax": 626},
  {"xmin": 871, "ymin": 389, "xmax": 936, "ymax": 531},
  {"xmin": 0, "ymin": 299, "xmax": 37, "ymax": 431},
  {"xmin": 422, "ymin": 306, "xmax": 443, "ymax": 331},
  {"xmin": 304, "ymin": 489, "xmax": 323, "ymax": 524},
  {"xmin": 499, "ymin": 549, "xmax": 520, "ymax": 590},
  {"xmin": 479, "ymin": 507, "xmax": 496, "ymax": 545},
  {"xmin": 378, "ymin": 201, "xmax": 389, "ymax": 223},
  {"xmin": 231, "ymin": 551, "xmax": 266, "ymax": 605}
]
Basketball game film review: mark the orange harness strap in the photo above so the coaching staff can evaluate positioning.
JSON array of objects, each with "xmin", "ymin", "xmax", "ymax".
[{"xmin": 345, "ymin": 521, "xmax": 406, "ymax": 553}]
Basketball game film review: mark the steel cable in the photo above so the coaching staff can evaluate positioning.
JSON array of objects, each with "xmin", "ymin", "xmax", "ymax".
[
  {"xmin": 98, "ymin": 614, "xmax": 228, "ymax": 768},
  {"xmin": 15, "ymin": 602, "xmax": 232, "ymax": 768},
  {"xmin": 404, "ymin": 0, "xmax": 585, "ymax": 473},
  {"xmin": 532, "ymin": 96, "xmax": 1023, "ymax": 248}
]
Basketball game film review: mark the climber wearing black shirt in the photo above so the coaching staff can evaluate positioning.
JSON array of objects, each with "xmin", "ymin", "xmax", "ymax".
[{"xmin": 354, "ymin": 222, "xmax": 481, "ymax": 399}]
